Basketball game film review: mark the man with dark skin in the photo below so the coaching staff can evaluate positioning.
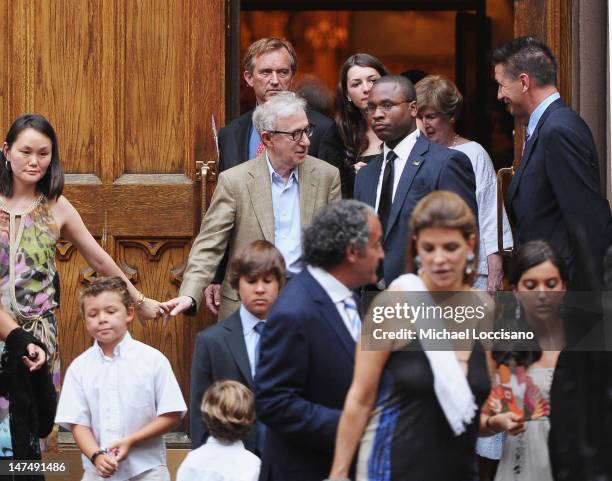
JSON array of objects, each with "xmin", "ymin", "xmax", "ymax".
[{"xmin": 354, "ymin": 75, "xmax": 477, "ymax": 287}]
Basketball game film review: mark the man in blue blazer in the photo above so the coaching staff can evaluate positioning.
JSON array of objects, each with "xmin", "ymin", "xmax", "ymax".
[
  {"xmin": 492, "ymin": 36, "xmax": 612, "ymax": 282},
  {"xmin": 255, "ymin": 200, "xmax": 384, "ymax": 481},
  {"xmin": 354, "ymin": 75, "xmax": 477, "ymax": 287}
]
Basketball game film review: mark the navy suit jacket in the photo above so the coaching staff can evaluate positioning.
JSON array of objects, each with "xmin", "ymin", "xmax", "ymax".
[
  {"xmin": 189, "ymin": 310, "xmax": 258, "ymax": 452},
  {"xmin": 507, "ymin": 98, "xmax": 612, "ymax": 281},
  {"xmin": 354, "ymin": 134, "xmax": 478, "ymax": 285},
  {"xmin": 254, "ymin": 269, "xmax": 355, "ymax": 481},
  {"xmin": 218, "ymin": 108, "xmax": 343, "ymax": 172}
]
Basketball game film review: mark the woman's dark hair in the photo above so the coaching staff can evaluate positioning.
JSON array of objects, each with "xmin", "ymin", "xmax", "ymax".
[
  {"xmin": 335, "ymin": 53, "xmax": 388, "ymax": 165},
  {"xmin": 0, "ymin": 114, "xmax": 64, "ymax": 199},
  {"xmin": 493, "ymin": 240, "xmax": 568, "ymax": 367},
  {"xmin": 508, "ymin": 240, "xmax": 569, "ymax": 287}
]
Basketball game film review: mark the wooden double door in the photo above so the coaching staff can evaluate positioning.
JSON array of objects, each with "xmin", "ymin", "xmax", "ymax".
[{"xmin": 0, "ymin": 0, "xmax": 225, "ymax": 436}]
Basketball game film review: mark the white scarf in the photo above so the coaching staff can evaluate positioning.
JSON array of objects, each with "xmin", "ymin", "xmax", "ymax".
[{"xmin": 388, "ymin": 273, "xmax": 478, "ymax": 435}]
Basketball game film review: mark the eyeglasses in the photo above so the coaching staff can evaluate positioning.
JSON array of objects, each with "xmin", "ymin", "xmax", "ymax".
[
  {"xmin": 270, "ymin": 124, "xmax": 315, "ymax": 142},
  {"xmin": 365, "ymin": 100, "xmax": 414, "ymax": 115}
]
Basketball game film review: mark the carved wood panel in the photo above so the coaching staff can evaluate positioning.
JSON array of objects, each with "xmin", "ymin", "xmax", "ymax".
[{"xmin": 0, "ymin": 0, "xmax": 226, "ymax": 440}]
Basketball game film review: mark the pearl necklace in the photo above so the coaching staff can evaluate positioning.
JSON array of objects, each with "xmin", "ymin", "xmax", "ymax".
[{"xmin": 450, "ymin": 133, "xmax": 460, "ymax": 147}]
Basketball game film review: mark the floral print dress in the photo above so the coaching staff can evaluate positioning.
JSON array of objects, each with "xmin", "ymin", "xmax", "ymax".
[{"xmin": 0, "ymin": 195, "xmax": 60, "ymax": 457}]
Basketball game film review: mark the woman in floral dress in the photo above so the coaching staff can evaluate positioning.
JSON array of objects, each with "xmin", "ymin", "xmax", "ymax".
[{"xmin": 0, "ymin": 113, "xmax": 162, "ymax": 459}]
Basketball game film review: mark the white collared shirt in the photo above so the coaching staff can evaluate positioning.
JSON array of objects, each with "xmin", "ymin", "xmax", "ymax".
[
  {"xmin": 375, "ymin": 128, "xmax": 420, "ymax": 211},
  {"xmin": 307, "ymin": 265, "xmax": 360, "ymax": 341},
  {"xmin": 176, "ymin": 437, "xmax": 261, "ymax": 481},
  {"xmin": 55, "ymin": 332, "xmax": 187, "ymax": 481},
  {"xmin": 240, "ymin": 304, "xmax": 266, "ymax": 378}
]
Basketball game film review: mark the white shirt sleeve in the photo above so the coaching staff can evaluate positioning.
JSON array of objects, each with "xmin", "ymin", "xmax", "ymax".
[
  {"xmin": 154, "ymin": 355, "xmax": 188, "ymax": 418},
  {"xmin": 459, "ymin": 143, "xmax": 514, "ymax": 259},
  {"xmin": 54, "ymin": 364, "xmax": 91, "ymax": 429}
]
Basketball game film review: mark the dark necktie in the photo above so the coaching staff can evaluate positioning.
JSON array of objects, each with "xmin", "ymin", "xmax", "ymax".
[
  {"xmin": 378, "ymin": 150, "xmax": 398, "ymax": 232},
  {"xmin": 253, "ymin": 321, "xmax": 265, "ymax": 371},
  {"xmin": 253, "ymin": 321, "xmax": 266, "ymax": 455},
  {"xmin": 522, "ymin": 131, "xmax": 531, "ymax": 155}
]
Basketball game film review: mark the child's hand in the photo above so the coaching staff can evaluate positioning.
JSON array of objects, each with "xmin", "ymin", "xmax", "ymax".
[
  {"xmin": 94, "ymin": 453, "xmax": 118, "ymax": 478},
  {"xmin": 108, "ymin": 436, "xmax": 134, "ymax": 462}
]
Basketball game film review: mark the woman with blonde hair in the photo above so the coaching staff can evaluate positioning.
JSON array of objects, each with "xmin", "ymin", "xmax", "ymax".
[{"xmin": 415, "ymin": 75, "xmax": 513, "ymax": 292}]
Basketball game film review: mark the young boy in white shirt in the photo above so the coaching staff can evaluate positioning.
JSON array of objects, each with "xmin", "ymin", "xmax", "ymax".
[
  {"xmin": 55, "ymin": 277, "xmax": 187, "ymax": 481},
  {"xmin": 177, "ymin": 380, "xmax": 260, "ymax": 481}
]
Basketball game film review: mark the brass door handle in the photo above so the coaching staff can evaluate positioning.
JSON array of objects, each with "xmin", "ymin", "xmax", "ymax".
[
  {"xmin": 195, "ymin": 160, "xmax": 217, "ymax": 183},
  {"xmin": 195, "ymin": 160, "xmax": 218, "ymax": 214}
]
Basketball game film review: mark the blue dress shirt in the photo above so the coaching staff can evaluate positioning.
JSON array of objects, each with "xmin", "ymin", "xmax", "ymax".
[
  {"xmin": 266, "ymin": 155, "xmax": 302, "ymax": 274},
  {"xmin": 248, "ymin": 124, "xmax": 261, "ymax": 160},
  {"xmin": 527, "ymin": 92, "xmax": 561, "ymax": 138},
  {"xmin": 240, "ymin": 305, "xmax": 265, "ymax": 378}
]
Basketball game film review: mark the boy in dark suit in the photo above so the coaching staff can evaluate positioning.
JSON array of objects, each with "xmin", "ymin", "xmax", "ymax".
[{"xmin": 189, "ymin": 240, "xmax": 285, "ymax": 454}]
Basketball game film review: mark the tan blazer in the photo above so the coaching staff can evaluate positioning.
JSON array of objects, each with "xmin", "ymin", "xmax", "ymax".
[{"xmin": 179, "ymin": 153, "xmax": 341, "ymax": 314}]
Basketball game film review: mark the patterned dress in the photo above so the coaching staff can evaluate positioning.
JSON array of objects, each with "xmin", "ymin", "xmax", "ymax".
[
  {"xmin": 494, "ymin": 368, "xmax": 555, "ymax": 481},
  {"xmin": 0, "ymin": 195, "xmax": 60, "ymax": 457}
]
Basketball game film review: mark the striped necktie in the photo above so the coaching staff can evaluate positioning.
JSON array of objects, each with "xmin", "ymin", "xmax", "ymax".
[
  {"xmin": 343, "ymin": 297, "xmax": 361, "ymax": 341},
  {"xmin": 522, "ymin": 131, "xmax": 531, "ymax": 155}
]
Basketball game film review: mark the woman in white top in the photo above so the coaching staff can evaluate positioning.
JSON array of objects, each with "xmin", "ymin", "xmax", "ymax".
[
  {"xmin": 415, "ymin": 75, "xmax": 513, "ymax": 292},
  {"xmin": 488, "ymin": 240, "xmax": 566, "ymax": 481}
]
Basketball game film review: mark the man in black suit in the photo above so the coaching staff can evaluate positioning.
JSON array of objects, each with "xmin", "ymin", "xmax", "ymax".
[
  {"xmin": 492, "ymin": 36, "xmax": 612, "ymax": 282},
  {"xmin": 255, "ymin": 200, "xmax": 384, "ymax": 481},
  {"xmin": 189, "ymin": 240, "xmax": 286, "ymax": 454},
  {"xmin": 206, "ymin": 37, "xmax": 343, "ymax": 314},
  {"xmin": 354, "ymin": 75, "xmax": 477, "ymax": 287},
  {"xmin": 218, "ymin": 38, "xmax": 341, "ymax": 172}
]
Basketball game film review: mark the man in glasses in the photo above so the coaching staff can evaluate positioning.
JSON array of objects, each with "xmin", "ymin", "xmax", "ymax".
[
  {"xmin": 354, "ymin": 75, "xmax": 477, "ymax": 287},
  {"xmin": 163, "ymin": 91, "xmax": 340, "ymax": 319},
  {"xmin": 209, "ymin": 37, "xmax": 343, "ymax": 317}
]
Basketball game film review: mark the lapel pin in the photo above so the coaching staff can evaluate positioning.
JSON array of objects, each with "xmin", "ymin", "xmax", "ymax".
[{"xmin": 412, "ymin": 158, "xmax": 422, "ymax": 166}]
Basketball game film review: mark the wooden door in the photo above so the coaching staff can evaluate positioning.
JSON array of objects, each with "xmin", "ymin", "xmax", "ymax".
[
  {"xmin": 513, "ymin": 0, "xmax": 572, "ymax": 166},
  {"xmin": 455, "ymin": 11, "xmax": 491, "ymax": 152},
  {"xmin": 0, "ymin": 0, "xmax": 224, "ymax": 439}
]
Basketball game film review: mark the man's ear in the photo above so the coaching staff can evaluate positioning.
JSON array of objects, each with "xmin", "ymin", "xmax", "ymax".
[
  {"xmin": 244, "ymin": 70, "xmax": 254, "ymax": 88},
  {"xmin": 409, "ymin": 100, "xmax": 418, "ymax": 118},
  {"xmin": 261, "ymin": 131, "xmax": 273, "ymax": 147},
  {"xmin": 519, "ymin": 72, "xmax": 530, "ymax": 92},
  {"xmin": 345, "ymin": 243, "xmax": 360, "ymax": 264}
]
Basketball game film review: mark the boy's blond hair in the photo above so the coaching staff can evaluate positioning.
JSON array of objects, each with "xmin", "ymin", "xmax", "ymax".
[{"xmin": 202, "ymin": 380, "xmax": 254, "ymax": 443}]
